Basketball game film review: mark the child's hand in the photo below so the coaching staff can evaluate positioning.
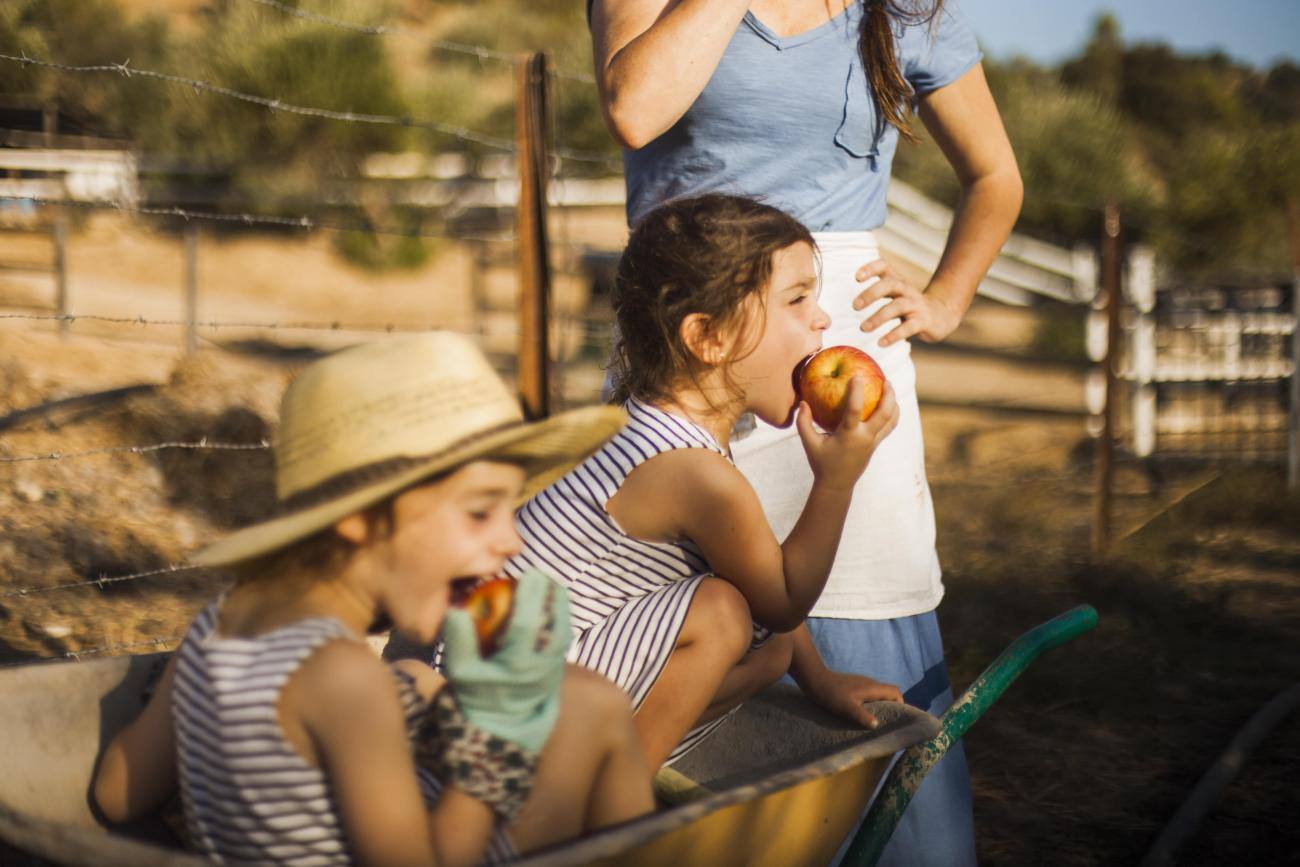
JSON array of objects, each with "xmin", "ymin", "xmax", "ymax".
[
  {"xmin": 807, "ymin": 670, "xmax": 904, "ymax": 730},
  {"xmin": 796, "ymin": 378, "xmax": 899, "ymax": 490},
  {"xmin": 417, "ymin": 570, "xmax": 571, "ymax": 819},
  {"xmin": 437, "ymin": 569, "xmax": 571, "ymax": 752}
]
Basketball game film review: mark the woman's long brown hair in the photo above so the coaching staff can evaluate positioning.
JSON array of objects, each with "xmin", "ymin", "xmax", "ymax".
[{"xmin": 859, "ymin": 0, "xmax": 947, "ymax": 144}]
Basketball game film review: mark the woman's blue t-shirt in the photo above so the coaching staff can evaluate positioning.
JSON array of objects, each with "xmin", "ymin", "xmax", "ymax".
[{"xmin": 620, "ymin": 2, "xmax": 981, "ymax": 231}]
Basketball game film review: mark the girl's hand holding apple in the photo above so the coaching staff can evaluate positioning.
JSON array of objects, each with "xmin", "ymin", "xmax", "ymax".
[{"xmin": 795, "ymin": 375, "xmax": 899, "ymax": 491}]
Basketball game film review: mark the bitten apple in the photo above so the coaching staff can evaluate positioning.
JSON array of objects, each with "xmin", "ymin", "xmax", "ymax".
[
  {"xmin": 454, "ymin": 576, "xmax": 517, "ymax": 656},
  {"xmin": 794, "ymin": 345, "xmax": 887, "ymax": 429}
]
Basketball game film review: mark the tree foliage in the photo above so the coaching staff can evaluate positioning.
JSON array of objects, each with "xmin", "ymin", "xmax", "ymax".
[
  {"xmin": 2, "ymin": 2, "xmax": 1295, "ymax": 278},
  {"xmin": 899, "ymin": 14, "xmax": 1298, "ymax": 278}
]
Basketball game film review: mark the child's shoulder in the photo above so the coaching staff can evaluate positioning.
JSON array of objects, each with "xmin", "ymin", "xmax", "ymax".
[
  {"xmin": 609, "ymin": 446, "xmax": 744, "ymax": 542},
  {"xmin": 286, "ymin": 636, "xmax": 397, "ymax": 715},
  {"xmin": 295, "ymin": 634, "xmax": 385, "ymax": 678}
]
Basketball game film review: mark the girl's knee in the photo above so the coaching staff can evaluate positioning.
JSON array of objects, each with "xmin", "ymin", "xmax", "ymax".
[
  {"xmin": 561, "ymin": 665, "xmax": 635, "ymax": 726},
  {"xmin": 688, "ymin": 578, "xmax": 753, "ymax": 656}
]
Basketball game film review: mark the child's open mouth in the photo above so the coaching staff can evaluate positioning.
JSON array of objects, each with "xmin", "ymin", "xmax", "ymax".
[{"xmin": 448, "ymin": 574, "xmax": 507, "ymax": 605}]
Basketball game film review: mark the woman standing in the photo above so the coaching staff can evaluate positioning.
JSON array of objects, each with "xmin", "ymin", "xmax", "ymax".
[{"xmin": 589, "ymin": 2, "xmax": 1022, "ymax": 864}]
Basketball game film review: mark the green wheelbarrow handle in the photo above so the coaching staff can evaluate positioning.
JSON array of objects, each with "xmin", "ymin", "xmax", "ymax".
[{"xmin": 843, "ymin": 604, "xmax": 1100, "ymax": 867}]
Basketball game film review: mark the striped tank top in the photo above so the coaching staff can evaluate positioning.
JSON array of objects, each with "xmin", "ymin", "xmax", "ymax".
[
  {"xmin": 505, "ymin": 398, "xmax": 770, "ymax": 763},
  {"xmin": 172, "ymin": 601, "xmax": 514, "ymax": 865}
]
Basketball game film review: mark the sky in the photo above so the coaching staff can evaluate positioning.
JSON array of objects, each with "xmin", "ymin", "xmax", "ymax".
[{"xmin": 958, "ymin": 0, "xmax": 1300, "ymax": 70}]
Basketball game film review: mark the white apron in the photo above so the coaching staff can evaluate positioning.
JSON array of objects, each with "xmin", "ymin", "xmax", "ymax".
[{"xmin": 730, "ymin": 231, "xmax": 943, "ymax": 619}]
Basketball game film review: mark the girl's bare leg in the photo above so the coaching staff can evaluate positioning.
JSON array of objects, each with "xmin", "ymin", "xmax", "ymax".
[
  {"xmin": 507, "ymin": 666, "xmax": 653, "ymax": 854},
  {"xmin": 630, "ymin": 578, "xmax": 757, "ymax": 771},
  {"xmin": 696, "ymin": 630, "xmax": 794, "ymax": 726}
]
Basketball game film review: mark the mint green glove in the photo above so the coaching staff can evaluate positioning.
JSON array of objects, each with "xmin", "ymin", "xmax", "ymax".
[{"xmin": 438, "ymin": 568, "xmax": 571, "ymax": 753}]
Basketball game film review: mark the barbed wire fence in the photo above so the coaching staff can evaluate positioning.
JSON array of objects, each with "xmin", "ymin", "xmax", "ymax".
[
  {"xmin": 0, "ymin": 10, "xmax": 624, "ymax": 665},
  {"xmin": 1, "ymin": 8, "xmax": 1295, "ymax": 667}
]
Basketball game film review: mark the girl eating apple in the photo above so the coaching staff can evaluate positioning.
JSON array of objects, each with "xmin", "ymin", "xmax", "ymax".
[{"xmin": 505, "ymin": 194, "xmax": 904, "ymax": 770}]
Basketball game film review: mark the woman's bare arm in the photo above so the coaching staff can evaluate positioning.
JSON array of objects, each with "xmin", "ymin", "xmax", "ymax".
[
  {"xmin": 919, "ymin": 63, "xmax": 1024, "ymax": 325},
  {"xmin": 854, "ymin": 64, "xmax": 1024, "ymax": 344},
  {"xmin": 591, "ymin": 0, "xmax": 750, "ymax": 148}
]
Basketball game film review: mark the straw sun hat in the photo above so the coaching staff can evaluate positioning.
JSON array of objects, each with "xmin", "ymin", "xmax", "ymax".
[{"xmin": 192, "ymin": 332, "xmax": 625, "ymax": 568}]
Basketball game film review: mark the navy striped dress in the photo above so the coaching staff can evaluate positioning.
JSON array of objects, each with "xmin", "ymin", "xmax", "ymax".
[
  {"xmin": 172, "ymin": 601, "xmax": 515, "ymax": 865},
  {"xmin": 505, "ymin": 398, "xmax": 770, "ymax": 764}
]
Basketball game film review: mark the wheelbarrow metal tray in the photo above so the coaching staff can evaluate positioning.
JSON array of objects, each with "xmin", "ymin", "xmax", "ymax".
[
  {"xmin": 520, "ymin": 684, "xmax": 938, "ymax": 867},
  {"xmin": 0, "ymin": 654, "xmax": 938, "ymax": 867}
]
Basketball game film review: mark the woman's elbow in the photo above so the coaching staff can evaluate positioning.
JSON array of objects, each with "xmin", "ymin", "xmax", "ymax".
[
  {"xmin": 600, "ymin": 84, "xmax": 666, "ymax": 150},
  {"xmin": 1004, "ymin": 166, "xmax": 1025, "ymax": 216},
  {"xmin": 603, "ymin": 104, "xmax": 656, "ymax": 151}
]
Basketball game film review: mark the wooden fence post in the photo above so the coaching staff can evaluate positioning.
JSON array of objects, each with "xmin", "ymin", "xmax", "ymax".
[
  {"xmin": 53, "ymin": 213, "xmax": 69, "ymax": 337},
  {"xmin": 184, "ymin": 223, "xmax": 199, "ymax": 355},
  {"xmin": 515, "ymin": 51, "xmax": 552, "ymax": 420},
  {"xmin": 1127, "ymin": 244, "xmax": 1157, "ymax": 458},
  {"xmin": 1093, "ymin": 203, "xmax": 1122, "ymax": 556}
]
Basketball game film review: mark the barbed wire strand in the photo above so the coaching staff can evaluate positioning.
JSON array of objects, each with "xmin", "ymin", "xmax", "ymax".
[
  {"xmin": 1, "ymin": 564, "xmax": 201, "ymax": 599},
  {"xmin": 1, "ymin": 194, "xmax": 514, "ymax": 243},
  {"xmin": 244, "ymin": 0, "xmax": 597, "ymax": 84},
  {"xmin": 0, "ymin": 310, "xmax": 539, "ymax": 339},
  {"xmin": 0, "ymin": 52, "xmax": 615, "ymax": 168},
  {"xmin": 0, "ymin": 634, "xmax": 183, "ymax": 669},
  {"xmin": 0, "ymin": 439, "xmax": 270, "ymax": 465},
  {"xmin": 0, "ymin": 195, "xmax": 614, "ymax": 252}
]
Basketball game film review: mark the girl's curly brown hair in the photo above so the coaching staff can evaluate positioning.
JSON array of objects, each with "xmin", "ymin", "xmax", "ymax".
[{"xmin": 608, "ymin": 194, "xmax": 815, "ymax": 407}]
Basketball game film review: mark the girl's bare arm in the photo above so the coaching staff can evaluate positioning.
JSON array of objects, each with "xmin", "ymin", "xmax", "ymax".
[
  {"xmin": 611, "ymin": 386, "xmax": 898, "ymax": 632},
  {"xmin": 294, "ymin": 641, "xmax": 494, "ymax": 867},
  {"xmin": 590, "ymin": 0, "xmax": 751, "ymax": 148},
  {"xmin": 92, "ymin": 654, "xmax": 180, "ymax": 823},
  {"xmin": 787, "ymin": 624, "xmax": 902, "ymax": 726}
]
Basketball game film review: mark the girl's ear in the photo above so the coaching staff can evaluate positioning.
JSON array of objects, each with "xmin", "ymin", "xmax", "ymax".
[
  {"xmin": 680, "ymin": 313, "xmax": 728, "ymax": 365},
  {"xmin": 333, "ymin": 513, "xmax": 370, "ymax": 545}
]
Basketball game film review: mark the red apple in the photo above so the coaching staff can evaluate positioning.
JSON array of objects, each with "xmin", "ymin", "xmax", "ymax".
[
  {"xmin": 795, "ymin": 346, "xmax": 886, "ymax": 430},
  {"xmin": 455, "ymin": 576, "xmax": 517, "ymax": 656}
]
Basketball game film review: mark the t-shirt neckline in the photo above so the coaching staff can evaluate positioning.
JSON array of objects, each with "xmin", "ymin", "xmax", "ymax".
[{"xmin": 742, "ymin": 4, "xmax": 859, "ymax": 50}]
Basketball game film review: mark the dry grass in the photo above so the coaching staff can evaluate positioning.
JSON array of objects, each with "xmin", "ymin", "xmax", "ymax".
[
  {"xmin": 1, "ymin": 216, "xmax": 1296, "ymax": 862},
  {"xmin": 931, "ymin": 452, "xmax": 1300, "ymax": 866}
]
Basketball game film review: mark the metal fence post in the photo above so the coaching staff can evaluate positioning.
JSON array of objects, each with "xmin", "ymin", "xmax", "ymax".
[
  {"xmin": 1289, "ymin": 272, "xmax": 1299, "ymax": 489},
  {"xmin": 1288, "ymin": 195, "xmax": 1300, "ymax": 488},
  {"xmin": 184, "ymin": 223, "xmax": 199, "ymax": 355},
  {"xmin": 515, "ymin": 51, "xmax": 552, "ymax": 420},
  {"xmin": 1093, "ymin": 203, "xmax": 1122, "ymax": 556}
]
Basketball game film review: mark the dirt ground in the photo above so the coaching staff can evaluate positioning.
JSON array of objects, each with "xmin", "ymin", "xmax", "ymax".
[{"xmin": 1, "ymin": 219, "xmax": 1297, "ymax": 864}]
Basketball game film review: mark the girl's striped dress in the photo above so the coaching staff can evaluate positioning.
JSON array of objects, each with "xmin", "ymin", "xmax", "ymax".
[
  {"xmin": 505, "ymin": 398, "xmax": 770, "ymax": 765},
  {"xmin": 171, "ymin": 601, "xmax": 516, "ymax": 865}
]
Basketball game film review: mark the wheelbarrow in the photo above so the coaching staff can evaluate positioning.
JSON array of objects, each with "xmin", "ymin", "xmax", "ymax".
[{"xmin": 0, "ymin": 605, "xmax": 1097, "ymax": 866}]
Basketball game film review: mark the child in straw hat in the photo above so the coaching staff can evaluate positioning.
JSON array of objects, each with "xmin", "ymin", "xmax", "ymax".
[{"xmin": 91, "ymin": 332, "xmax": 653, "ymax": 866}]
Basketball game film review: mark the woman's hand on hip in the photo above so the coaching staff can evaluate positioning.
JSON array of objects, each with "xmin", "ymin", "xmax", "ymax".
[{"xmin": 852, "ymin": 259, "xmax": 962, "ymax": 347}]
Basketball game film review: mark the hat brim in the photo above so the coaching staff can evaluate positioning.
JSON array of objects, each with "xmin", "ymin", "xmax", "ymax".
[{"xmin": 191, "ymin": 404, "xmax": 625, "ymax": 568}]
